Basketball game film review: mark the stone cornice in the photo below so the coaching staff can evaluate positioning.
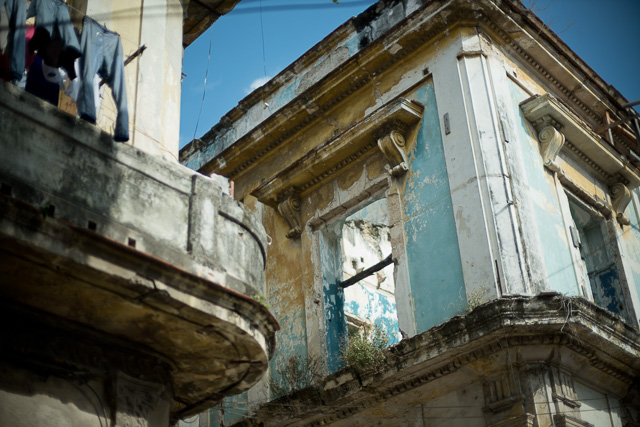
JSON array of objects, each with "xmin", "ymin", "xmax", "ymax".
[
  {"xmin": 180, "ymin": 0, "xmax": 637, "ymax": 178},
  {"xmin": 252, "ymin": 296, "xmax": 640, "ymax": 426},
  {"xmin": 521, "ymin": 93, "xmax": 640, "ymax": 189},
  {"xmin": 251, "ymin": 98, "xmax": 424, "ymax": 208}
]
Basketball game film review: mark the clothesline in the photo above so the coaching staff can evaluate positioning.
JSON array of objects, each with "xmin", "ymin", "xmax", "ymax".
[{"xmin": 60, "ymin": 1, "xmax": 145, "ymax": 50}]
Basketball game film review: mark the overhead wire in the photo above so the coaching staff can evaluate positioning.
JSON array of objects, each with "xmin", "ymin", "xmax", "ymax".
[{"xmin": 192, "ymin": 24, "xmax": 214, "ymax": 141}]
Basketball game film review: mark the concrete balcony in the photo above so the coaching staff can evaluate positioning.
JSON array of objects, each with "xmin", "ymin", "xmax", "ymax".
[{"xmin": 0, "ymin": 81, "xmax": 278, "ymax": 423}]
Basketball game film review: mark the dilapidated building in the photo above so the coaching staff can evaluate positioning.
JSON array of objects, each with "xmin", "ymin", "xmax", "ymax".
[
  {"xmin": 181, "ymin": 0, "xmax": 640, "ymax": 425},
  {"xmin": 0, "ymin": 1, "xmax": 279, "ymax": 426}
]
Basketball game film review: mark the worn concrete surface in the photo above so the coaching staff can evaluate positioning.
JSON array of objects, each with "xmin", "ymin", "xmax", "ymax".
[
  {"xmin": 179, "ymin": 0, "xmax": 640, "ymax": 425},
  {"xmin": 245, "ymin": 295, "xmax": 640, "ymax": 426},
  {"xmin": 0, "ymin": 80, "xmax": 278, "ymax": 422}
]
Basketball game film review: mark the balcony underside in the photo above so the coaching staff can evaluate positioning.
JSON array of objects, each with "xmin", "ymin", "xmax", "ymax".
[
  {"xmin": 0, "ymin": 195, "xmax": 275, "ymax": 419},
  {"xmin": 0, "ymin": 81, "xmax": 278, "ymax": 421}
]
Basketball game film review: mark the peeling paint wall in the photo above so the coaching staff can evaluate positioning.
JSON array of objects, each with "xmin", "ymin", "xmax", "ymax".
[
  {"xmin": 182, "ymin": 1, "xmax": 640, "ymax": 424},
  {"xmin": 618, "ymin": 193, "xmax": 640, "ymax": 324},
  {"xmin": 342, "ymin": 198, "xmax": 401, "ymax": 344},
  {"xmin": 508, "ymin": 81, "xmax": 580, "ymax": 295},
  {"xmin": 402, "ymin": 80, "xmax": 465, "ymax": 332},
  {"xmin": 320, "ymin": 221, "xmax": 348, "ymax": 373}
]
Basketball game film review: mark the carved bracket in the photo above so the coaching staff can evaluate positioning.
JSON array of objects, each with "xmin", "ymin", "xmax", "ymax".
[
  {"xmin": 537, "ymin": 125, "xmax": 565, "ymax": 169},
  {"xmin": 611, "ymin": 183, "xmax": 632, "ymax": 226},
  {"xmin": 277, "ymin": 188, "xmax": 302, "ymax": 239},
  {"xmin": 378, "ymin": 126, "xmax": 409, "ymax": 177}
]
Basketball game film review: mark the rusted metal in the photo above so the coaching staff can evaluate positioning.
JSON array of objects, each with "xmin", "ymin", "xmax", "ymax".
[
  {"xmin": 595, "ymin": 113, "xmax": 639, "ymax": 134},
  {"xmin": 605, "ymin": 111, "xmax": 615, "ymax": 147}
]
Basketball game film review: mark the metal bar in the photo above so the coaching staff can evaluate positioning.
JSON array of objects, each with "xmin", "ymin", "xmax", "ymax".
[
  {"xmin": 622, "ymin": 99, "xmax": 640, "ymax": 108},
  {"xmin": 99, "ymin": 45, "xmax": 146, "ymax": 87},
  {"xmin": 594, "ymin": 115, "xmax": 639, "ymax": 133},
  {"xmin": 605, "ymin": 111, "xmax": 615, "ymax": 146},
  {"xmin": 124, "ymin": 45, "xmax": 147, "ymax": 67},
  {"xmin": 339, "ymin": 254, "xmax": 393, "ymax": 289}
]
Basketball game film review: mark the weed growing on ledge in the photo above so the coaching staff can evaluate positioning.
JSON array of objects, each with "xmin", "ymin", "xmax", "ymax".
[
  {"xmin": 340, "ymin": 323, "xmax": 389, "ymax": 370},
  {"xmin": 253, "ymin": 294, "xmax": 271, "ymax": 309},
  {"xmin": 270, "ymin": 354, "xmax": 321, "ymax": 398},
  {"xmin": 467, "ymin": 287, "xmax": 489, "ymax": 312}
]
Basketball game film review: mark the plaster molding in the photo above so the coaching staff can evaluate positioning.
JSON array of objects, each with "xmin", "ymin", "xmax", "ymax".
[
  {"xmin": 184, "ymin": 2, "xmax": 639, "ymax": 178},
  {"xmin": 521, "ymin": 94, "xmax": 640, "ymax": 189},
  {"xmin": 564, "ymin": 140, "xmax": 614, "ymax": 182},
  {"xmin": 556, "ymin": 169, "xmax": 625, "ymax": 223},
  {"xmin": 481, "ymin": 15, "xmax": 601, "ymax": 126},
  {"xmin": 483, "ymin": 376, "xmax": 523, "ymax": 413},
  {"xmin": 378, "ymin": 124, "xmax": 410, "ymax": 177},
  {"xmin": 251, "ymin": 97, "xmax": 424, "ymax": 208},
  {"xmin": 611, "ymin": 183, "xmax": 632, "ymax": 226},
  {"xmin": 537, "ymin": 125, "xmax": 565, "ymax": 168},
  {"xmin": 277, "ymin": 188, "xmax": 302, "ymax": 239},
  {"xmin": 552, "ymin": 414, "xmax": 594, "ymax": 427}
]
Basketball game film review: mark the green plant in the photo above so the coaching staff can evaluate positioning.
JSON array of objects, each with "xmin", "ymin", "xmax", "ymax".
[
  {"xmin": 253, "ymin": 294, "xmax": 271, "ymax": 309},
  {"xmin": 39, "ymin": 200, "xmax": 55, "ymax": 218},
  {"xmin": 467, "ymin": 287, "xmax": 489, "ymax": 311},
  {"xmin": 270, "ymin": 354, "xmax": 321, "ymax": 398},
  {"xmin": 340, "ymin": 323, "xmax": 389, "ymax": 370}
]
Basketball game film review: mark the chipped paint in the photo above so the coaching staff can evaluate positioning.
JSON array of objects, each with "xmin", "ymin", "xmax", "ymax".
[
  {"xmin": 403, "ymin": 81, "xmax": 466, "ymax": 332},
  {"xmin": 509, "ymin": 82, "xmax": 579, "ymax": 295}
]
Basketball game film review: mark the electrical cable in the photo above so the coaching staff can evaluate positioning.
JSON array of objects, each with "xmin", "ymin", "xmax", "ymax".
[
  {"xmin": 192, "ymin": 24, "xmax": 214, "ymax": 141},
  {"xmin": 259, "ymin": 0, "xmax": 268, "ymax": 82}
]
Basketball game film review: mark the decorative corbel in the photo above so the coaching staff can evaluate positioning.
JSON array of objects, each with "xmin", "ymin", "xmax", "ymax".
[
  {"xmin": 277, "ymin": 188, "xmax": 302, "ymax": 239},
  {"xmin": 537, "ymin": 125, "xmax": 564, "ymax": 170},
  {"xmin": 611, "ymin": 183, "xmax": 632, "ymax": 226},
  {"xmin": 378, "ymin": 124, "xmax": 409, "ymax": 177}
]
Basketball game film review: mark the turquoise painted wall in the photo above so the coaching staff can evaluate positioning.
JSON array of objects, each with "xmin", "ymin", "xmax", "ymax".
[
  {"xmin": 344, "ymin": 284, "xmax": 401, "ymax": 344},
  {"xmin": 620, "ymin": 195, "xmax": 640, "ymax": 319},
  {"xmin": 320, "ymin": 228, "xmax": 347, "ymax": 373},
  {"xmin": 403, "ymin": 81, "xmax": 466, "ymax": 333},
  {"xmin": 508, "ymin": 82, "xmax": 580, "ymax": 295}
]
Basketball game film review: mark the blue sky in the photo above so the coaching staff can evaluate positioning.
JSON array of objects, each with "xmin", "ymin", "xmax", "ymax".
[{"xmin": 178, "ymin": 0, "xmax": 640, "ymax": 148}]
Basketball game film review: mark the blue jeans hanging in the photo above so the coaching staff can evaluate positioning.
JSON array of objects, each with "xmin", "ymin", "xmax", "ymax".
[
  {"xmin": 27, "ymin": 0, "xmax": 81, "ymax": 79},
  {"xmin": 1, "ymin": 0, "xmax": 26, "ymax": 81},
  {"xmin": 77, "ymin": 17, "xmax": 128, "ymax": 142}
]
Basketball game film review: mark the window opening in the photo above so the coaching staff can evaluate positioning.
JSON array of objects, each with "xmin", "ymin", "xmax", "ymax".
[
  {"xmin": 567, "ymin": 196, "xmax": 630, "ymax": 321},
  {"xmin": 320, "ymin": 197, "xmax": 401, "ymax": 372}
]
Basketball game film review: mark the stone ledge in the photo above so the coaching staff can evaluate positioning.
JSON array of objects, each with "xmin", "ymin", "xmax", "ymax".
[
  {"xmin": 247, "ymin": 295, "xmax": 640, "ymax": 426},
  {"xmin": 0, "ymin": 194, "xmax": 279, "ymax": 420}
]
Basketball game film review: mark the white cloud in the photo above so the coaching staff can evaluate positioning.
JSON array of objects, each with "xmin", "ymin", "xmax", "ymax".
[{"xmin": 246, "ymin": 76, "xmax": 271, "ymax": 94}]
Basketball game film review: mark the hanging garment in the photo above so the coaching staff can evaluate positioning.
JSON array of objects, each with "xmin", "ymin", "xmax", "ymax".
[
  {"xmin": 77, "ymin": 17, "xmax": 128, "ymax": 142},
  {"xmin": 27, "ymin": 0, "xmax": 81, "ymax": 79},
  {"xmin": 26, "ymin": 55, "xmax": 60, "ymax": 106},
  {"xmin": 0, "ymin": 0, "xmax": 26, "ymax": 82},
  {"xmin": 63, "ymin": 58, "xmax": 101, "ymax": 112}
]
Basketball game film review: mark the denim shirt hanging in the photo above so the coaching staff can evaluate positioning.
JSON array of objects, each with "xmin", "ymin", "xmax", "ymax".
[
  {"xmin": 0, "ymin": 0, "xmax": 26, "ymax": 82},
  {"xmin": 27, "ymin": 0, "xmax": 82, "ymax": 79},
  {"xmin": 78, "ymin": 17, "xmax": 128, "ymax": 142}
]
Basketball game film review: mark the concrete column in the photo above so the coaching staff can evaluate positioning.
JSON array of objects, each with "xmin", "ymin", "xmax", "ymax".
[{"xmin": 432, "ymin": 29, "xmax": 528, "ymax": 300}]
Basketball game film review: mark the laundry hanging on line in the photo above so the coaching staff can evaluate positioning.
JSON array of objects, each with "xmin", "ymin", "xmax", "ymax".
[
  {"xmin": 27, "ymin": 0, "xmax": 82, "ymax": 79},
  {"xmin": 77, "ymin": 16, "xmax": 129, "ymax": 142},
  {"xmin": 1, "ymin": 0, "xmax": 131, "ymax": 142}
]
